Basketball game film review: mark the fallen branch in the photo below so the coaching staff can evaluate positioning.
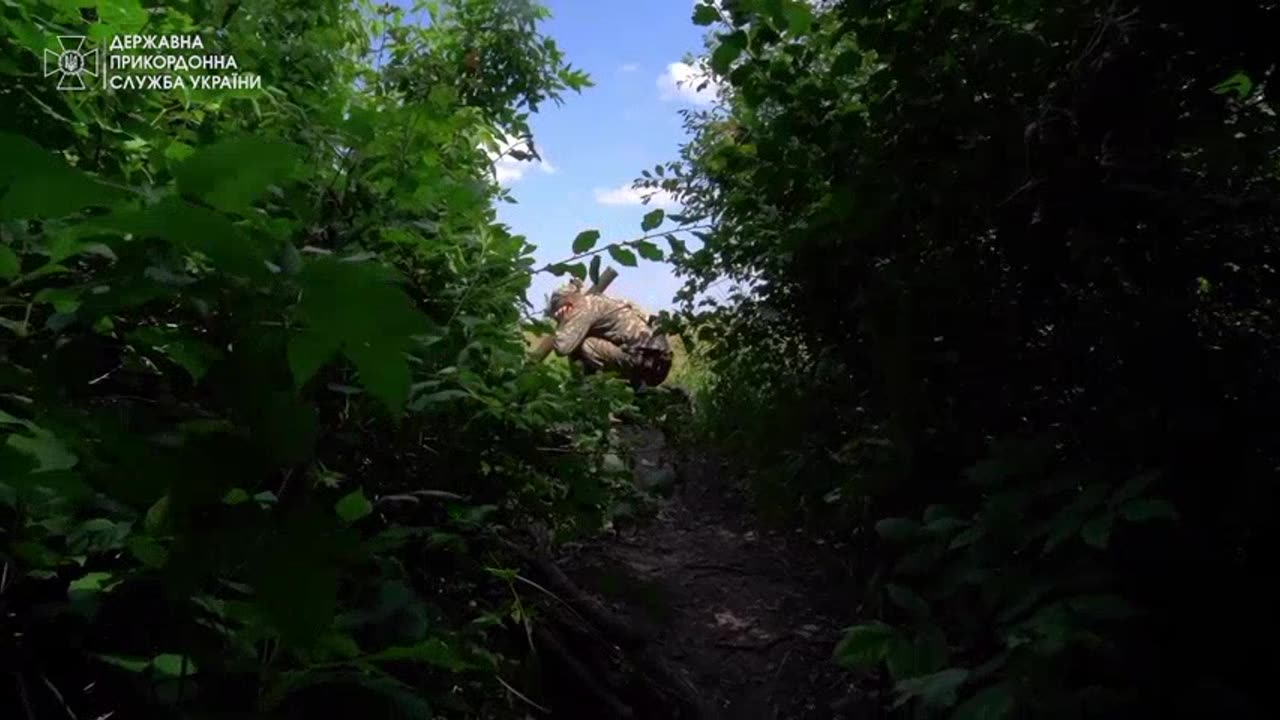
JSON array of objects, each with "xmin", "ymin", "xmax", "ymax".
[
  {"xmin": 713, "ymin": 634, "xmax": 790, "ymax": 653},
  {"xmin": 534, "ymin": 626, "xmax": 635, "ymax": 718},
  {"xmin": 498, "ymin": 535, "xmax": 714, "ymax": 718},
  {"xmin": 375, "ymin": 489, "xmax": 466, "ymax": 507},
  {"xmin": 684, "ymin": 562, "xmax": 752, "ymax": 576},
  {"xmin": 630, "ymin": 645, "xmax": 715, "ymax": 718},
  {"xmin": 499, "ymin": 538, "xmax": 648, "ymax": 649}
]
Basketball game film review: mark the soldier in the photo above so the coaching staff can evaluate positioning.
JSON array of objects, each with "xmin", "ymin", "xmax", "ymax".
[{"xmin": 546, "ymin": 278, "xmax": 673, "ymax": 389}]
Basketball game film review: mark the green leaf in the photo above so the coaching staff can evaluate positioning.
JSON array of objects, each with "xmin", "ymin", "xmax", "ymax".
[
  {"xmin": 1119, "ymin": 498, "xmax": 1178, "ymax": 522},
  {"xmin": 67, "ymin": 569, "xmax": 116, "ymax": 616},
  {"xmin": 692, "ymin": 3, "xmax": 719, "ymax": 25},
  {"xmin": 641, "ymin": 208, "xmax": 665, "ymax": 231},
  {"xmin": 711, "ymin": 31, "xmax": 747, "ymax": 75},
  {"xmin": 252, "ymin": 512, "xmax": 340, "ymax": 649},
  {"xmin": 335, "ymin": 488, "xmax": 373, "ymax": 523},
  {"xmin": 296, "ymin": 258, "xmax": 427, "ymax": 413},
  {"xmin": 635, "ymin": 240, "xmax": 665, "ymax": 261},
  {"xmin": 128, "ymin": 328, "xmax": 221, "ymax": 381},
  {"xmin": 894, "ymin": 668, "xmax": 969, "ymax": 709},
  {"xmin": 0, "ymin": 133, "xmax": 125, "ymax": 219},
  {"xmin": 265, "ymin": 669, "xmax": 433, "ymax": 715},
  {"xmin": 951, "ymin": 683, "xmax": 1015, "ymax": 720},
  {"xmin": 923, "ymin": 504, "xmax": 953, "ymax": 523},
  {"xmin": 886, "ymin": 627, "xmax": 949, "ymax": 680},
  {"xmin": 297, "ymin": 258, "xmax": 425, "ymax": 342},
  {"xmin": 833, "ymin": 622, "xmax": 897, "ymax": 669},
  {"xmin": 565, "ymin": 262, "xmax": 587, "ymax": 281},
  {"xmin": 174, "ymin": 136, "xmax": 304, "ymax": 212},
  {"xmin": 145, "ymin": 495, "xmax": 169, "ymax": 533},
  {"xmin": 164, "ymin": 140, "xmax": 196, "ymax": 164},
  {"xmin": 924, "ymin": 517, "xmax": 969, "ymax": 536},
  {"xmin": 887, "ymin": 583, "xmax": 930, "ymax": 618},
  {"xmin": 126, "ymin": 535, "xmax": 169, "ymax": 569},
  {"xmin": 0, "ymin": 244, "xmax": 19, "ymax": 280},
  {"xmin": 947, "ymin": 525, "xmax": 983, "ymax": 545},
  {"xmin": 95, "ymin": 0, "xmax": 148, "ymax": 31},
  {"xmin": 151, "ymin": 654, "xmax": 197, "ymax": 678},
  {"xmin": 782, "ymin": 1, "xmax": 814, "ymax": 34},
  {"xmin": 608, "ymin": 245, "xmax": 638, "ymax": 267},
  {"xmin": 428, "ymin": 84, "xmax": 458, "ymax": 109},
  {"xmin": 573, "ymin": 229, "xmax": 601, "ymax": 253},
  {"xmin": 6, "ymin": 428, "xmax": 78, "ymax": 472},
  {"xmin": 5, "ymin": 471, "xmax": 54, "ymax": 502},
  {"xmin": 875, "ymin": 517, "xmax": 919, "ymax": 542},
  {"xmin": 123, "ymin": 197, "xmax": 269, "ymax": 278},
  {"xmin": 318, "ymin": 632, "xmax": 362, "ymax": 660},
  {"xmin": 288, "ymin": 330, "xmax": 341, "ymax": 388},
  {"xmin": 96, "ymin": 654, "xmax": 151, "ymax": 673},
  {"xmin": 893, "ymin": 545, "xmax": 944, "ymax": 576},
  {"xmin": 1043, "ymin": 484, "xmax": 1109, "ymax": 554},
  {"xmin": 1111, "ymin": 471, "xmax": 1158, "ymax": 505},
  {"xmin": 67, "ymin": 518, "xmax": 131, "ymax": 554},
  {"xmin": 1080, "ymin": 513, "xmax": 1113, "ymax": 549},
  {"xmin": 589, "ymin": 254, "xmax": 601, "ymax": 283},
  {"xmin": 223, "ymin": 488, "xmax": 251, "ymax": 505},
  {"xmin": 69, "ymin": 571, "xmax": 116, "ymax": 594},
  {"xmin": 366, "ymin": 638, "xmax": 472, "ymax": 671},
  {"xmin": 409, "ymin": 389, "xmax": 471, "ymax": 410},
  {"xmin": 1066, "ymin": 594, "xmax": 1135, "ymax": 620},
  {"xmin": 249, "ymin": 391, "xmax": 319, "ymax": 465},
  {"xmin": 1211, "ymin": 71, "xmax": 1254, "ymax": 100}
]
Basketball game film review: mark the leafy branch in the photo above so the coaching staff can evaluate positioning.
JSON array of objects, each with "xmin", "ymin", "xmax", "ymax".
[{"xmin": 534, "ymin": 222, "xmax": 711, "ymax": 275}]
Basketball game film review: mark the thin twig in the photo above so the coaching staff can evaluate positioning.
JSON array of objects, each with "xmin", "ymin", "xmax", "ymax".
[
  {"xmin": 684, "ymin": 562, "xmax": 751, "ymax": 575},
  {"xmin": 772, "ymin": 648, "xmax": 793, "ymax": 685},
  {"xmin": 16, "ymin": 673, "xmax": 35, "ymax": 720},
  {"xmin": 41, "ymin": 675, "xmax": 78, "ymax": 720},
  {"xmin": 495, "ymin": 675, "xmax": 550, "ymax": 714},
  {"xmin": 533, "ymin": 446, "xmax": 593, "ymax": 455},
  {"xmin": 177, "ymin": 654, "xmax": 188, "ymax": 707},
  {"xmin": 514, "ymin": 574, "xmax": 590, "ymax": 628},
  {"xmin": 714, "ymin": 634, "xmax": 790, "ymax": 652}
]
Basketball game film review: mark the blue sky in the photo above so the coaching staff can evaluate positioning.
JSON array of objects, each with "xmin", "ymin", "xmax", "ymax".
[{"xmin": 478, "ymin": 1, "xmax": 718, "ymax": 313}]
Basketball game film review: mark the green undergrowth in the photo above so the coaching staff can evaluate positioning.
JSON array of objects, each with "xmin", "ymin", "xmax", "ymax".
[
  {"xmin": 0, "ymin": 1, "xmax": 685, "ymax": 717},
  {"xmin": 658, "ymin": 1, "xmax": 1279, "ymax": 718}
]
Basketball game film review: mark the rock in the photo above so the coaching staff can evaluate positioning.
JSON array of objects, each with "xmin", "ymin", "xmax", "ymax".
[
  {"xmin": 602, "ymin": 452, "xmax": 627, "ymax": 474},
  {"xmin": 635, "ymin": 462, "xmax": 678, "ymax": 492}
]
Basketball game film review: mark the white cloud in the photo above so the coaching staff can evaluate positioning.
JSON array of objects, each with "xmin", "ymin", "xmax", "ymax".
[
  {"xmin": 593, "ymin": 184, "xmax": 680, "ymax": 209},
  {"xmin": 657, "ymin": 61, "xmax": 720, "ymax": 106},
  {"xmin": 485, "ymin": 133, "xmax": 556, "ymax": 185},
  {"xmin": 619, "ymin": 62, "xmax": 640, "ymax": 73}
]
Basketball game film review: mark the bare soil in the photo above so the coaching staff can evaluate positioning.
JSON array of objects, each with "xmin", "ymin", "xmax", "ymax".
[{"xmin": 549, "ymin": 426, "xmax": 879, "ymax": 719}]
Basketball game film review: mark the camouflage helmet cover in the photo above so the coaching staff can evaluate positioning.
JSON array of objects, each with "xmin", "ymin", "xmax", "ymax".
[{"xmin": 546, "ymin": 277, "xmax": 584, "ymax": 317}]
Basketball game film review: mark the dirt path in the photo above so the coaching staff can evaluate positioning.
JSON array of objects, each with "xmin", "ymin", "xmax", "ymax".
[{"xmin": 552, "ymin": 425, "xmax": 872, "ymax": 719}]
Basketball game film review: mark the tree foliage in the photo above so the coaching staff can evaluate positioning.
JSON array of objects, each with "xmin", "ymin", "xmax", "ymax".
[
  {"xmin": 0, "ymin": 0, "xmax": 645, "ymax": 716},
  {"xmin": 666, "ymin": 0, "xmax": 1278, "ymax": 717}
]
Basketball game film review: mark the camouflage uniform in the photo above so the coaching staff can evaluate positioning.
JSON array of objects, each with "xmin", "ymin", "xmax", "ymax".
[{"xmin": 549, "ymin": 288, "xmax": 673, "ymax": 388}]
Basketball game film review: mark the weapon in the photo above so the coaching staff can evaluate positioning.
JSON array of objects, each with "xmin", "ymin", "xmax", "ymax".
[{"xmin": 528, "ymin": 267, "xmax": 618, "ymax": 363}]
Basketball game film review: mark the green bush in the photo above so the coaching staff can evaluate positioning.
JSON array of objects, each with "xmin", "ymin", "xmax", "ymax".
[
  {"xmin": 0, "ymin": 1, "xmax": 640, "ymax": 716},
  {"xmin": 664, "ymin": 0, "xmax": 1278, "ymax": 717}
]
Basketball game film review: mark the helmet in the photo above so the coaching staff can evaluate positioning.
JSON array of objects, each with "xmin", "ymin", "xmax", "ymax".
[{"xmin": 546, "ymin": 277, "xmax": 584, "ymax": 317}]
